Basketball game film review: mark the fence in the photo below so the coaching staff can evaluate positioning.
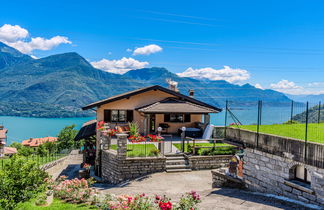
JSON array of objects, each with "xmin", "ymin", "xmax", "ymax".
[
  {"xmin": 0, "ymin": 149, "xmax": 71, "ymax": 170},
  {"xmin": 224, "ymin": 100, "xmax": 323, "ymax": 145}
]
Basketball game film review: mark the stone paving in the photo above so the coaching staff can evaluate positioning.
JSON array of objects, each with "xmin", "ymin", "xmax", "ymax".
[
  {"xmin": 47, "ymin": 153, "xmax": 314, "ymax": 209},
  {"xmin": 95, "ymin": 170, "xmax": 308, "ymax": 210}
]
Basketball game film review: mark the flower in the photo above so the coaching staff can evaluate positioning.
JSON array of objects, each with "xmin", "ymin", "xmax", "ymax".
[{"xmin": 147, "ymin": 134, "xmax": 164, "ymax": 142}]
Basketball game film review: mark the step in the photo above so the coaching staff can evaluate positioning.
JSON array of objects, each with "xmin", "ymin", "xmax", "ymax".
[
  {"xmin": 165, "ymin": 159, "xmax": 186, "ymax": 165},
  {"xmin": 166, "ymin": 168, "xmax": 192, "ymax": 173},
  {"xmin": 165, "ymin": 156, "xmax": 185, "ymax": 160},
  {"xmin": 166, "ymin": 164, "xmax": 190, "ymax": 170}
]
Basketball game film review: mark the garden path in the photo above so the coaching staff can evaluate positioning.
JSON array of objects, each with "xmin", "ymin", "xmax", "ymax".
[{"xmin": 94, "ymin": 170, "xmax": 310, "ymax": 210}]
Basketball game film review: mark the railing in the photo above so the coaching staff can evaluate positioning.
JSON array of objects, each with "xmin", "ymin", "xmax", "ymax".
[
  {"xmin": 176, "ymin": 137, "xmax": 238, "ymax": 156},
  {"xmin": 0, "ymin": 150, "xmax": 71, "ymax": 170}
]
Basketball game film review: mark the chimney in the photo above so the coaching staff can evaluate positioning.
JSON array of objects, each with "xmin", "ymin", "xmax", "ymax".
[
  {"xmin": 166, "ymin": 79, "xmax": 179, "ymax": 92},
  {"xmin": 189, "ymin": 89, "xmax": 194, "ymax": 97}
]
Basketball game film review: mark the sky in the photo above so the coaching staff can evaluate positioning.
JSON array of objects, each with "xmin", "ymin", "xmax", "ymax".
[{"xmin": 0, "ymin": 0, "xmax": 324, "ymax": 95}]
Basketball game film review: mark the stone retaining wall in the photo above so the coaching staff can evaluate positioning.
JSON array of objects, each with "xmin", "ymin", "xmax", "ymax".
[
  {"xmin": 41, "ymin": 155, "xmax": 68, "ymax": 171},
  {"xmin": 226, "ymin": 127, "xmax": 324, "ymax": 168},
  {"xmin": 188, "ymin": 155, "xmax": 231, "ymax": 170},
  {"xmin": 101, "ymin": 149, "xmax": 166, "ymax": 184},
  {"xmin": 243, "ymin": 148, "xmax": 324, "ymax": 206}
]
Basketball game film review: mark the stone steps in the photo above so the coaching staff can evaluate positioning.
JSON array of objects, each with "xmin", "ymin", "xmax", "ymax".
[{"xmin": 165, "ymin": 153, "xmax": 191, "ymax": 173}]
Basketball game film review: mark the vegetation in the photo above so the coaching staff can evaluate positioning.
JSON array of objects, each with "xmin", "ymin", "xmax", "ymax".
[
  {"xmin": 57, "ymin": 125, "xmax": 80, "ymax": 150},
  {"xmin": 0, "ymin": 102, "xmax": 94, "ymax": 118},
  {"xmin": 238, "ymin": 123, "xmax": 324, "ymax": 144},
  {"xmin": 16, "ymin": 198, "xmax": 97, "ymax": 210},
  {"xmin": 292, "ymin": 104, "xmax": 324, "ymax": 123},
  {"xmin": 110, "ymin": 144, "xmax": 159, "ymax": 157},
  {"xmin": 173, "ymin": 143, "xmax": 236, "ymax": 155},
  {"xmin": 0, "ymin": 157, "xmax": 48, "ymax": 209}
]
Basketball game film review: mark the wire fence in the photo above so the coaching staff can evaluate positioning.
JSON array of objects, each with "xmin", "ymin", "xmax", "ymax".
[
  {"xmin": 224, "ymin": 100, "xmax": 323, "ymax": 144},
  {"xmin": 0, "ymin": 149, "xmax": 71, "ymax": 170}
]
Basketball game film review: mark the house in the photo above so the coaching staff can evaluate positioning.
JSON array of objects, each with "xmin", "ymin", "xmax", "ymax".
[
  {"xmin": 22, "ymin": 136, "xmax": 57, "ymax": 147},
  {"xmin": 0, "ymin": 126, "xmax": 8, "ymax": 157},
  {"xmin": 0, "ymin": 126, "xmax": 17, "ymax": 157},
  {"xmin": 82, "ymin": 85, "xmax": 221, "ymax": 136}
]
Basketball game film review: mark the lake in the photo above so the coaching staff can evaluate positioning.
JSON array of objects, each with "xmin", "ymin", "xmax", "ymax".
[{"xmin": 0, "ymin": 106, "xmax": 304, "ymax": 145}]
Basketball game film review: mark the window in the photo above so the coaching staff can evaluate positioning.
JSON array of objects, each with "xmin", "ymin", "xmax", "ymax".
[
  {"xmin": 294, "ymin": 165, "xmax": 311, "ymax": 183},
  {"xmin": 164, "ymin": 114, "xmax": 191, "ymax": 123},
  {"xmin": 104, "ymin": 110, "xmax": 133, "ymax": 123}
]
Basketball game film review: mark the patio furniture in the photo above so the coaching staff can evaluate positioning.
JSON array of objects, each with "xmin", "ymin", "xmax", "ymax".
[{"xmin": 159, "ymin": 123, "xmax": 170, "ymax": 133}]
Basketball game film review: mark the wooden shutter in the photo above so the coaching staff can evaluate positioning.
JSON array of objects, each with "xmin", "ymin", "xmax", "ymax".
[
  {"xmin": 104, "ymin": 110, "xmax": 111, "ymax": 122},
  {"xmin": 127, "ymin": 110, "xmax": 134, "ymax": 122},
  {"xmin": 184, "ymin": 114, "xmax": 191, "ymax": 122},
  {"xmin": 164, "ymin": 114, "xmax": 170, "ymax": 122}
]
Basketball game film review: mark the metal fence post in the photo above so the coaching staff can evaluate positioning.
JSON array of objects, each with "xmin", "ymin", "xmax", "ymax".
[
  {"xmin": 290, "ymin": 100, "xmax": 294, "ymax": 123},
  {"xmin": 256, "ymin": 100, "xmax": 261, "ymax": 148},
  {"xmin": 224, "ymin": 100, "xmax": 228, "ymax": 138},
  {"xmin": 304, "ymin": 102, "xmax": 309, "ymax": 163},
  {"xmin": 318, "ymin": 101, "xmax": 321, "ymax": 124}
]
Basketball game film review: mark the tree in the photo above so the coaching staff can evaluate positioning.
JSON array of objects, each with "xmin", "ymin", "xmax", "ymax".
[
  {"xmin": 43, "ymin": 141, "xmax": 57, "ymax": 153},
  {"xmin": 36, "ymin": 144, "xmax": 49, "ymax": 157},
  {"xmin": 57, "ymin": 124, "xmax": 78, "ymax": 150},
  {"xmin": 0, "ymin": 156, "xmax": 48, "ymax": 209},
  {"xmin": 18, "ymin": 146, "xmax": 34, "ymax": 156}
]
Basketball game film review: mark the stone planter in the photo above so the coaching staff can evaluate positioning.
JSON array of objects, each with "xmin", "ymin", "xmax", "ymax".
[{"xmin": 79, "ymin": 169, "xmax": 90, "ymax": 179}]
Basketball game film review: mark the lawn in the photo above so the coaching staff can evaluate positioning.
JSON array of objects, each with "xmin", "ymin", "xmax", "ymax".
[
  {"xmin": 238, "ymin": 123, "xmax": 324, "ymax": 144},
  {"xmin": 110, "ymin": 143, "xmax": 159, "ymax": 157},
  {"xmin": 0, "ymin": 153, "xmax": 68, "ymax": 170},
  {"xmin": 173, "ymin": 142, "xmax": 236, "ymax": 155},
  {"xmin": 15, "ymin": 198, "xmax": 97, "ymax": 210}
]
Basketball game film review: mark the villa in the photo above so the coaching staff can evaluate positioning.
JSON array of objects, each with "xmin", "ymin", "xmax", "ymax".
[
  {"xmin": 81, "ymin": 84, "xmax": 221, "ymax": 136},
  {"xmin": 0, "ymin": 126, "xmax": 17, "ymax": 157}
]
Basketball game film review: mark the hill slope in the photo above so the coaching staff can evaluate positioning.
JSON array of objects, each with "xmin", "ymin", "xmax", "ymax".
[
  {"xmin": 293, "ymin": 104, "xmax": 324, "ymax": 123},
  {"xmin": 0, "ymin": 42, "xmax": 293, "ymax": 117}
]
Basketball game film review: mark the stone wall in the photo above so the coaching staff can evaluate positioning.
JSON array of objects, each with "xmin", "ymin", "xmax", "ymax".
[
  {"xmin": 188, "ymin": 155, "xmax": 231, "ymax": 170},
  {"xmin": 243, "ymin": 148, "xmax": 324, "ymax": 206},
  {"xmin": 101, "ymin": 150, "xmax": 166, "ymax": 184},
  {"xmin": 226, "ymin": 127, "xmax": 324, "ymax": 168}
]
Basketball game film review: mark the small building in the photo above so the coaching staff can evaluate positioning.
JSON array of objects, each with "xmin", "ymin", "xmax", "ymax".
[
  {"xmin": 0, "ymin": 126, "xmax": 17, "ymax": 157},
  {"xmin": 22, "ymin": 136, "xmax": 57, "ymax": 147}
]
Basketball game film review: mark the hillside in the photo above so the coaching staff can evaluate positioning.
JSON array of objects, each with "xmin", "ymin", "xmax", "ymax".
[
  {"xmin": 287, "ymin": 94, "xmax": 324, "ymax": 103},
  {"xmin": 0, "ymin": 41, "xmax": 293, "ymax": 118},
  {"xmin": 292, "ymin": 104, "xmax": 324, "ymax": 123}
]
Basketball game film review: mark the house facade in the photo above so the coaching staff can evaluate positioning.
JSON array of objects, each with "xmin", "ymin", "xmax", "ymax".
[{"xmin": 82, "ymin": 85, "xmax": 221, "ymax": 135}]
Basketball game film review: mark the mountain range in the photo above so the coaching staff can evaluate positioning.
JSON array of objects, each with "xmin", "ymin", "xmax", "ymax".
[{"xmin": 0, "ymin": 41, "xmax": 295, "ymax": 118}]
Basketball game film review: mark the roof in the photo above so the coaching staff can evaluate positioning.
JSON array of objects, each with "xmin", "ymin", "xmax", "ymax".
[
  {"xmin": 22, "ymin": 136, "xmax": 57, "ymax": 147},
  {"xmin": 4, "ymin": 147, "xmax": 17, "ymax": 155},
  {"xmin": 0, "ymin": 129, "xmax": 8, "ymax": 139},
  {"xmin": 136, "ymin": 98, "xmax": 219, "ymax": 113},
  {"xmin": 82, "ymin": 85, "xmax": 221, "ymax": 112},
  {"xmin": 74, "ymin": 120, "xmax": 97, "ymax": 141}
]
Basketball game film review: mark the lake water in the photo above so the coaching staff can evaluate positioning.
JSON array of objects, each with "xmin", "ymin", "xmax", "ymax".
[{"xmin": 0, "ymin": 106, "xmax": 304, "ymax": 145}]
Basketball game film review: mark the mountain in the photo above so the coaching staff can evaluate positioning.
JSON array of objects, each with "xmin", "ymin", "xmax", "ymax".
[
  {"xmin": 287, "ymin": 94, "xmax": 324, "ymax": 103},
  {"xmin": 0, "ymin": 42, "xmax": 32, "ymax": 69},
  {"xmin": 292, "ymin": 104, "xmax": 324, "ymax": 123},
  {"xmin": 0, "ymin": 41, "xmax": 293, "ymax": 117},
  {"xmin": 124, "ymin": 68, "xmax": 291, "ymax": 107}
]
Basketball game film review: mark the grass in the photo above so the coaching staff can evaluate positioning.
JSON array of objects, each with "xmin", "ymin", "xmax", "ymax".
[
  {"xmin": 15, "ymin": 198, "xmax": 97, "ymax": 210},
  {"xmin": 237, "ymin": 123, "xmax": 324, "ymax": 144},
  {"xmin": 0, "ymin": 153, "xmax": 68, "ymax": 170},
  {"xmin": 173, "ymin": 142, "xmax": 236, "ymax": 155},
  {"xmin": 110, "ymin": 143, "xmax": 159, "ymax": 157}
]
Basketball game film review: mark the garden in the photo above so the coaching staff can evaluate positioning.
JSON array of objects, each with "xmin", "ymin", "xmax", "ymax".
[
  {"xmin": 238, "ymin": 123, "xmax": 324, "ymax": 144},
  {"xmin": 173, "ymin": 142, "xmax": 237, "ymax": 156}
]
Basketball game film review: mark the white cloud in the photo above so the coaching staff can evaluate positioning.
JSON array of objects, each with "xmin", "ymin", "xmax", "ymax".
[
  {"xmin": 0, "ymin": 24, "xmax": 28, "ymax": 42},
  {"xmin": 254, "ymin": 83, "xmax": 264, "ymax": 89},
  {"xmin": 91, "ymin": 57, "xmax": 149, "ymax": 74},
  {"xmin": 126, "ymin": 48, "xmax": 132, "ymax": 52},
  {"xmin": 133, "ymin": 44, "xmax": 162, "ymax": 55},
  {"xmin": 176, "ymin": 66, "xmax": 250, "ymax": 84},
  {"xmin": 269, "ymin": 79, "xmax": 324, "ymax": 95},
  {"xmin": 0, "ymin": 24, "xmax": 72, "ymax": 54},
  {"xmin": 30, "ymin": 55, "xmax": 38, "ymax": 59}
]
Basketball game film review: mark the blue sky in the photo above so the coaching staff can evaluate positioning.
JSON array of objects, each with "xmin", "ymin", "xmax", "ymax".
[{"xmin": 1, "ymin": 0, "xmax": 324, "ymax": 95}]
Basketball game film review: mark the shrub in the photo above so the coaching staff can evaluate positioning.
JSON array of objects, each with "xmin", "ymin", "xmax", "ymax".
[
  {"xmin": 0, "ymin": 156, "xmax": 48, "ymax": 209},
  {"xmin": 175, "ymin": 191, "xmax": 201, "ymax": 210},
  {"xmin": 149, "ymin": 149, "xmax": 160, "ymax": 157},
  {"xmin": 35, "ymin": 194, "xmax": 48, "ymax": 206}
]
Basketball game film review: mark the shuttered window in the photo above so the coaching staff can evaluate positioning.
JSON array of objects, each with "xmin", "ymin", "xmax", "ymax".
[
  {"xmin": 104, "ymin": 109, "xmax": 133, "ymax": 123},
  {"xmin": 164, "ymin": 114, "xmax": 190, "ymax": 123}
]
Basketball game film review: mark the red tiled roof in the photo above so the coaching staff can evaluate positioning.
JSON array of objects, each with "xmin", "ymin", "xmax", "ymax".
[
  {"xmin": 21, "ymin": 137, "xmax": 58, "ymax": 147},
  {"xmin": 4, "ymin": 147, "xmax": 17, "ymax": 154}
]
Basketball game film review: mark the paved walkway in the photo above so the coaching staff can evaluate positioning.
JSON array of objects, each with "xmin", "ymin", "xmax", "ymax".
[{"xmin": 94, "ymin": 170, "xmax": 306, "ymax": 210}]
